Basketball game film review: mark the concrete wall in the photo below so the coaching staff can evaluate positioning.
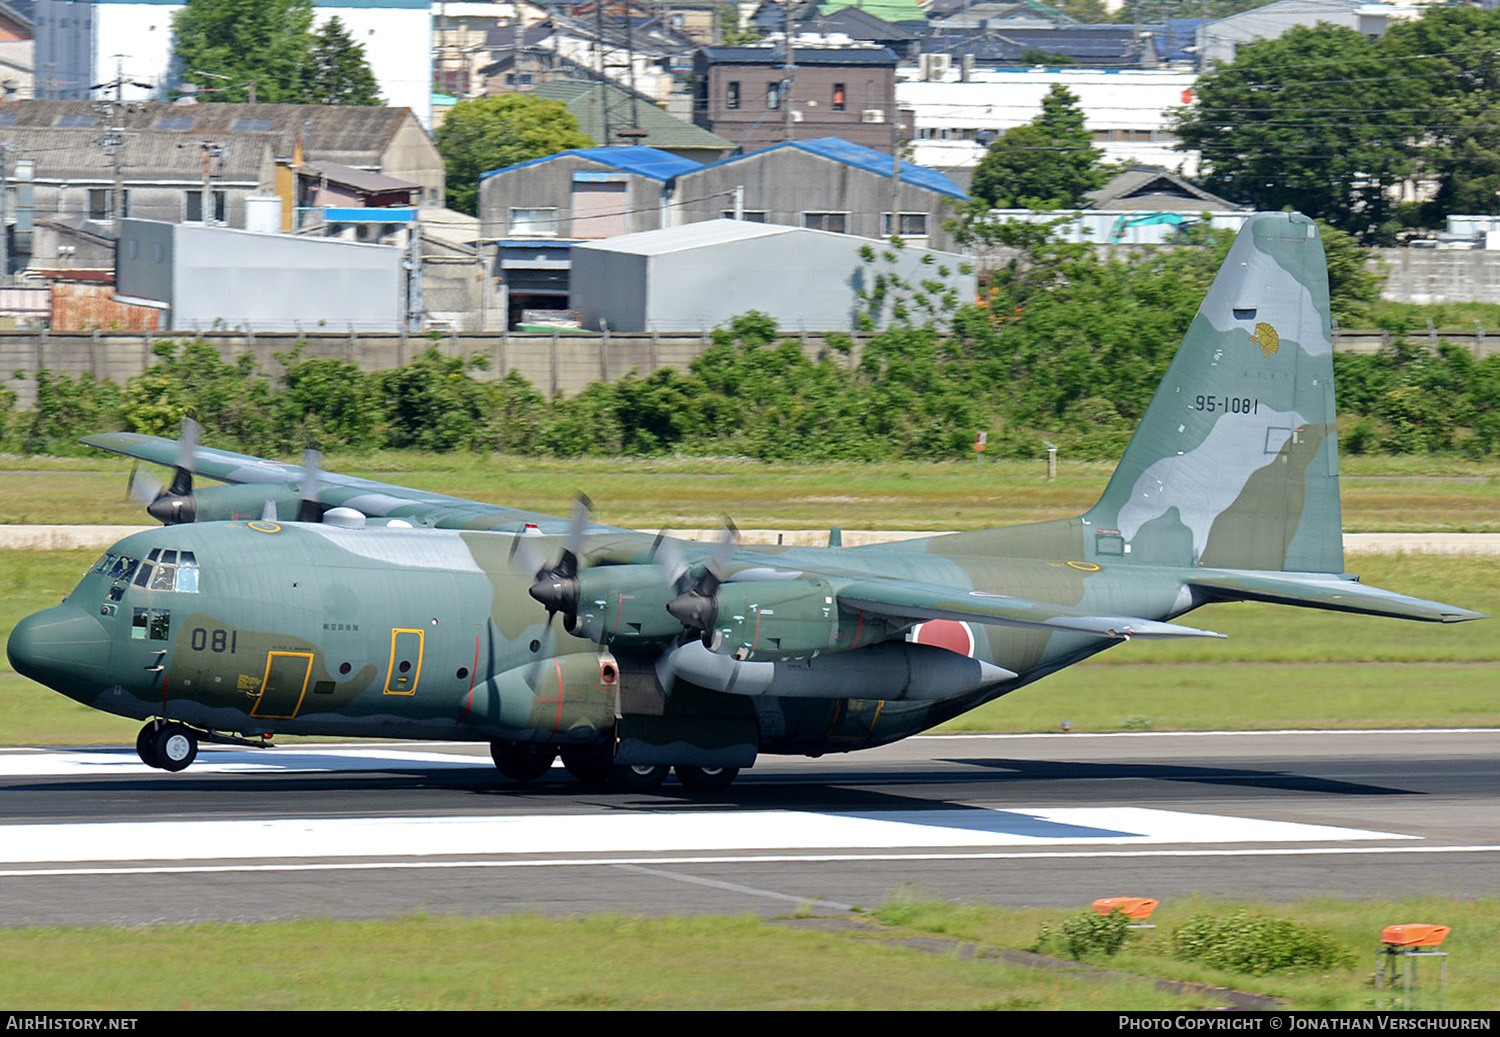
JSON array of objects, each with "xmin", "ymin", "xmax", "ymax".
[
  {"xmin": 2, "ymin": 324, "xmax": 1481, "ymax": 410},
  {"xmin": 1372, "ymin": 248, "xmax": 1500, "ymax": 306}
]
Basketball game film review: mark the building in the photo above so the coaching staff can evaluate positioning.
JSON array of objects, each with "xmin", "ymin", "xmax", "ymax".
[
  {"xmin": 116, "ymin": 218, "xmax": 406, "ymax": 332},
  {"xmin": 32, "ymin": 0, "xmax": 434, "ymax": 126},
  {"xmin": 692, "ymin": 44, "xmax": 900, "ymax": 154},
  {"xmin": 518, "ymin": 79, "xmax": 731, "ymax": 161},
  {"xmin": 478, "ymin": 145, "xmax": 700, "ymax": 241},
  {"xmin": 674, "ymin": 137, "xmax": 966, "ymax": 250},
  {"xmin": 899, "ymin": 67, "xmax": 1201, "ymax": 177},
  {"xmin": 570, "ymin": 219, "xmax": 975, "ymax": 332},
  {"xmin": 1196, "ymin": 0, "xmax": 1398, "ymax": 68}
]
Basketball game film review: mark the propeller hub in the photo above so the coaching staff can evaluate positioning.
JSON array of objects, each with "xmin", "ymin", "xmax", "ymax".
[
  {"xmin": 529, "ymin": 575, "xmax": 580, "ymax": 616},
  {"xmin": 147, "ymin": 494, "xmax": 196, "ymax": 525},
  {"xmin": 666, "ymin": 590, "xmax": 717, "ymax": 635}
]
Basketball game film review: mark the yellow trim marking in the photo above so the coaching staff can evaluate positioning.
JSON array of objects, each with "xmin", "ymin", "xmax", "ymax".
[
  {"xmin": 248, "ymin": 521, "xmax": 282, "ymax": 534},
  {"xmin": 1067, "ymin": 561, "xmax": 1101, "ymax": 571},
  {"xmin": 384, "ymin": 628, "xmax": 425, "ymax": 696}
]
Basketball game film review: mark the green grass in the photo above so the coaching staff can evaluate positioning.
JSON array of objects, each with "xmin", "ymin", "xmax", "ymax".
[
  {"xmin": 0, "ymin": 912, "xmax": 1213, "ymax": 1010},
  {"xmin": 0, "ymin": 452, "xmax": 1496, "ymax": 530},
  {"xmin": 875, "ymin": 892, "xmax": 1498, "ymax": 1011},
  {"xmin": 0, "ymin": 896, "xmax": 1490, "ymax": 1009}
]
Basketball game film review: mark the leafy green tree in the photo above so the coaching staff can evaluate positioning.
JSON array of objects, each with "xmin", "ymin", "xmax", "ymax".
[
  {"xmin": 1172, "ymin": 25, "xmax": 1410, "ymax": 243},
  {"xmin": 304, "ymin": 16, "xmax": 382, "ymax": 107},
  {"xmin": 1378, "ymin": 8, "xmax": 1500, "ymax": 226},
  {"xmin": 970, "ymin": 86, "xmax": 1112, "ymax": 210},
  {"xmin": 172, "ymin": 0, "xmax": 381, "ymax": 106},
  {"xmin": 435, "ymin": 95, "xmax": 594, "ymax": 216},
  {"xmin": 172, "ymin": 0, "xmax": 317, "ymax": 103}
]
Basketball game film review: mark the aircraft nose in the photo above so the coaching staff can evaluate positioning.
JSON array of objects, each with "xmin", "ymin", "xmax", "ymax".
[{"xmin": 7, "ymin": 604, "xmax": 113, "ymax": 690}]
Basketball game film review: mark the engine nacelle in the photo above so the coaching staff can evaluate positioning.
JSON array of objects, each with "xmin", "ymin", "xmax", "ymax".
[
  {"xmin": 709, "ymin": 578, "xmax": 899, "ymax": 662},
  {"xmin": 566, "ymin": 565, "xmax": 684, "ymax": 647},
  {"xmin": 463, "ymin": 651, "xmax": 618, "ymax": 740}
]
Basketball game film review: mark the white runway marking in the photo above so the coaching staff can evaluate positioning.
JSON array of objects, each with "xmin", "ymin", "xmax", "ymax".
[
  {"xmin": 0, "ymin": 746, "xmax": 481, "ymax": 776},
  {"xmin": 0, "ymin": 807, "xmax": 1405, "ymax": 865}
]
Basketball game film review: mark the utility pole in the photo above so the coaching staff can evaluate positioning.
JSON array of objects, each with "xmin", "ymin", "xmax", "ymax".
[
  {"xmin": 195, "ymin": 141, "xmax": 228, "ymax": 225},
  {"xmin": 782, "ymin": 1, "xmax": 796, "ymax": 143},
  {"xmin": 0, "ymin": 142, "xmax": 10, "ymax": 285}
]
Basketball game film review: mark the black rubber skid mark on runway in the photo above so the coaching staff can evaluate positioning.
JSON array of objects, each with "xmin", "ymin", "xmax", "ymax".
[{"xmin": 948, "ymin": 758, "xmax": 1417, "ymax": 796}]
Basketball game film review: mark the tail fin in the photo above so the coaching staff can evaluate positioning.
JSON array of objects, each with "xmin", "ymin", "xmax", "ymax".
[{"xmin": 1084, "ymin": 212, "xmax": 1343, "ymax": 573}]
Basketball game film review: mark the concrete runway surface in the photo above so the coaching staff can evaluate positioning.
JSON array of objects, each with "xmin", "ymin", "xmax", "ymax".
[{"xmin": 1, "ymin": 729, "xmax": 1497, "ymax": 927}]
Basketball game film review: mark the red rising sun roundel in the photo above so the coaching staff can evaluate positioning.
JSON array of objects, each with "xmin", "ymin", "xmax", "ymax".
[{"xmin": 910, "ymin": 620, "xmax": 976, "ymax": 657}]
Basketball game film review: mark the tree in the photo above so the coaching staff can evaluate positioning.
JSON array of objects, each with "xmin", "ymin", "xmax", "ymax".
[
  {"xmin": 435, "ymin": 95, "xmax": 594, "ymax": 215},
  {"xmin": 172, "ymin": 0, "xmax": 316, "ymax": 103},
  {"xmin": 304, "ymin": 16, "xmax": 382, "ymax": 107},
  {"xmin": 969, "ymin": 85, "xmax": 1112, "ymax": 210},
  {"xmin": 172, "ymin": 0, "xmax": 381, "ymax": 106},
  {"xmin": 1377, "ymin": 8, "xmax": 1500, "ymax": 226},
  {"xmin": 1172, "ymin": 25, "xmax": 1410, "ymax": 243}
]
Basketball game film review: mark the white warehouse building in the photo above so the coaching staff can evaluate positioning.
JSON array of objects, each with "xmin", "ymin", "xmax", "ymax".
[
  {"xmin": 898, "ymin": 67, "xmax": 1201, "ymax": 177},
  {"xmin": 33, "ymin": 0, "xmax": 434, "ymax": 127}
]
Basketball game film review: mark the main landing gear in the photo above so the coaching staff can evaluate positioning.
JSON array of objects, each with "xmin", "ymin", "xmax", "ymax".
[
  {"xmin": 489, "ymin": 741, "xmax": 742, "ymax": 792},
  {"xmin": 135, "ymin": 721, "xmax": 198, "ymax": 772}
]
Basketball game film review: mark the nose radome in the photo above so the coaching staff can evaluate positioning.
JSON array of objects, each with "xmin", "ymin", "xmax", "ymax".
[{"xmin": 7, "ymin": 605, "xmax": 112, "ymax": 689}]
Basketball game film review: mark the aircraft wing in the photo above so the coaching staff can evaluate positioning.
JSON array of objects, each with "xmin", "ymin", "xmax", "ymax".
[
  {"xmin": 836, "ymin": 577, "xmax": 1226, "ymax": 640},
  {"xmin": 1188, "ymin": 571, "xmax": 1486, "ymax": 624},
  {"xmin": 81, "ymin": 431, "xmax": 562, "ymax": 528}
]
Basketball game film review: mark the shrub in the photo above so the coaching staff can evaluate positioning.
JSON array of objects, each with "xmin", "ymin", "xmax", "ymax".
[
  {"xmin": 1036, "ymin": 909, "xmax": 1130, "ymax": 960},
  {"xmin": 1172, "ymin": 910, "xmax": 1355, "ymax": 975}
]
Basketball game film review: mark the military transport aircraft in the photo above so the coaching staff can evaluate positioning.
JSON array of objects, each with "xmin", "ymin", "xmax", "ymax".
[{"xmin": 6, "ymin": 212, "xmax": 1485, "ymax": 790}]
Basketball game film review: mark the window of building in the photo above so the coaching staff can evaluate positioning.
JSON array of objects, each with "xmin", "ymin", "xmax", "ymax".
[
  {"xmin": 185, "ymin": 189, "xmax": 227, "ymax": 223},
  {"xmin": 803, "ymin": 212, "xmax": 847, "ymax": 233},
  {"xmin": 721, "ymin": 210, "xmax": 767, "ymax": 223},
  {"xmin": 766, "ymin": 82, "xmax": 780, "ymax": 110},
  {"xmin": 726, "ymin": 80, "xmax": 740, "ymax": 110},
  {"xmin": 508, "ymin": 207, "xmax": 559, "ymax": 236},
  {"xmin": 57, "ymin": 114, "xmax": 96, "ymax": 128},
  {"xmin": 87, "ymin": 188, "xmax": 110, "ymax": 221},
  {"xmin": 156, "ymin": 116, "xmax": 195, "ymax": 131},
  {"xmin": 881, "ymin": 212, "xmax": 929, "ymax": 237},
  {"xmin": 832, "ymin": 83, "xmax": 846, "ymax": 111},
  {"xmin": 232, "ymin": 118, "xmax": 273, "ymax": 132}
]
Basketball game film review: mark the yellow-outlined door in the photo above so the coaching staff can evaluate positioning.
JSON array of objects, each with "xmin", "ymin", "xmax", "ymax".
[
  {"xmin": 252, "ymin": 651, "xmax": 314, "ymax": 719},
  {"xmin": 384, "ymin": 628, "xmax": 424, "ymax": 695}
]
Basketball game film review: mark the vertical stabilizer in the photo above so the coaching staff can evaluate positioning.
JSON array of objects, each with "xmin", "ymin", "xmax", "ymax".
[{"xmin": 1084, "ymin": 212, "xmax": 1343, "ymax": 573}]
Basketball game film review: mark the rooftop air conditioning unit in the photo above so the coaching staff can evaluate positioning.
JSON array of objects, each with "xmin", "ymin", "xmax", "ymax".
[
  {"xmin": 919, "ymin": 53, "xmax": 951, "ymax": 81},
  {"xmin": 861, "ymin": 109, "xmax": 885, "ymax": 123}
]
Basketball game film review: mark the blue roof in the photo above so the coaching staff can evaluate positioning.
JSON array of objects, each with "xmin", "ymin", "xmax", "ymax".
[
  {"xmin": 693, "ymin": 138, "xmax": 968, "ymax": 200},
  {"xmin": 480, "ymin": 146, "xmax": 703, "ymax": 182}
]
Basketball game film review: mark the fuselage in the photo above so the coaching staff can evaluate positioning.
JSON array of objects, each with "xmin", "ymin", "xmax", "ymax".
[{"xmin": 7, "ymin": 518, "xmax": 1193, "ymax": 759}]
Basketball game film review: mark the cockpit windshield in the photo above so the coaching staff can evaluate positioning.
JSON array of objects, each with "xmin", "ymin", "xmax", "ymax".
[{"xmin": 90, "ymin": 549, "xmax": 200, "ymax": 594}]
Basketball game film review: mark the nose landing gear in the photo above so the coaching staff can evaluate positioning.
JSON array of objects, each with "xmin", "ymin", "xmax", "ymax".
[{"xmin": 135, "ymin": 721, "xmax": 199, "ymax": 772}]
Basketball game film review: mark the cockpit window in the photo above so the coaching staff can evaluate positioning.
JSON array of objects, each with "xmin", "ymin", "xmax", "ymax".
[
  {"xmin": 95, "ymin": 549, "xmax": 200, "ymax": 594},
  {"xmin": 91, "ymin": 552, "xmax": 140, "ymax": 583},
  {"xmin": 136, "ymin": 547, "xmax": 201, "ymax": 594}
]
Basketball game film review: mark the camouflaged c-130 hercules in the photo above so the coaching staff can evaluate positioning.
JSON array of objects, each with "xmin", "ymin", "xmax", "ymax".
[{"xmin": 9, "ymin": 212, "xmax": 1485, "ymax": 789}]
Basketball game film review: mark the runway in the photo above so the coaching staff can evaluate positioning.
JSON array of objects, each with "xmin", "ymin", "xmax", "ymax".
[{"xmin": 1, "ymin": 729, "xmax": 1498, "ymax": 927}]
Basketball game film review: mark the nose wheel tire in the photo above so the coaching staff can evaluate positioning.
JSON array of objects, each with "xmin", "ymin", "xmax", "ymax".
[
  {"xmin": 609, "ymin": 763, "xmax": 669, "ymax": 790},
  {"xmin": 151, "ymin": 724, "xmax": 198, "ymax": 772},
  {"xmin": 490, "ymin": 741, "xmax": 557, "ymax": 782},
  {"xmin": 675, "ymin": 764, "xmax": 740, "ymax": 792}
]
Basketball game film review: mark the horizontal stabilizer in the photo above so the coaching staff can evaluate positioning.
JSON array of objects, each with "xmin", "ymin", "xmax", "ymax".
[
  {"xmin": 837, "ymin": 579, "xmax": 1225, "ymax": 640},
  {"xmin": 1188, "ymin": 571, "xmax": 1486, "ymax": 624}
]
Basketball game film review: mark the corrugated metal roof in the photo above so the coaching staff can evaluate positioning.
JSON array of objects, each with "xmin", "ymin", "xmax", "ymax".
[
  {"xmin": 530, "ymin": 80, "xmax": 734, "ymax": 153},
  {"xmin": 480, "ymin": 146, "xmax": 703, "ymax": 182},
  {"xmin": 699, "ymin": 46, "xmax": 898, "ymax": 66},
  {"xmin": 574, "ymin": 218, "xmax": 797, "ymax": 255},
  {"xmin": 0, "ymin": 100, "xmax": 418, "ymax": 169},
  {"xmin": 693, "ymin": 137, "xmax": 968, "ymax": 200}
]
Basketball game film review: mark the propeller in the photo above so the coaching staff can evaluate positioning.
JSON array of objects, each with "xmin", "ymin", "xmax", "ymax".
[
  {"xmin": 510, "ymin": 494, "xmax": 594, "ymax": 622},
  {"xmin": 666, "ymin": 518, "xmax": 739, "ymax": 646},
  {"xmin": 296, "ymin": 447, "xmax": 325, "ymax": 523},
  {"xmin": 143, "ymin": 417, "xmax": 201, "ymax": 524}
]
